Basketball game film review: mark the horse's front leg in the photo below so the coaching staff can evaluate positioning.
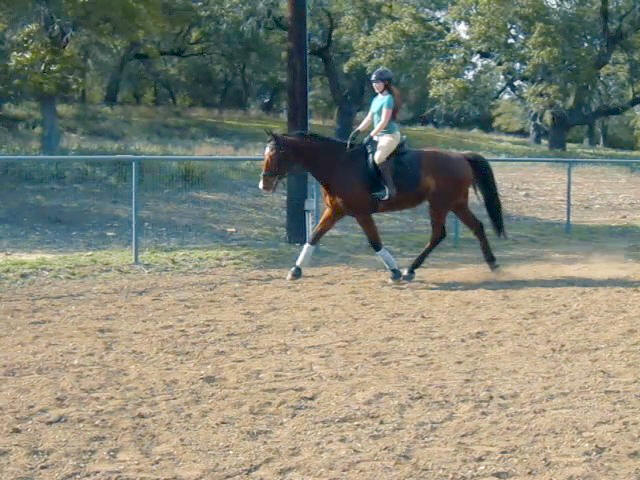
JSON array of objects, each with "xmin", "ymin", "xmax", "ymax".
[
  {"xmin": 287, "ymin": 207, "xmax": 344, "ymax": 280},
  {"xmin": 355, "ymin": 214, "xmax": 402, "ymax": 283}
]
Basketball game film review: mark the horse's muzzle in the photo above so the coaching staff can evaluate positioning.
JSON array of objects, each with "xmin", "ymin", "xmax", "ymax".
[{"xmin": 259, "ymin": 172, "xmax": 280, "ymax": 192}]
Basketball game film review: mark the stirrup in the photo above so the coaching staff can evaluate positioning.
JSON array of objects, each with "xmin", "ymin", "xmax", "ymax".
[{"xmin": 372, "ymin": 186, "xmax": 390, "ymax": 201}]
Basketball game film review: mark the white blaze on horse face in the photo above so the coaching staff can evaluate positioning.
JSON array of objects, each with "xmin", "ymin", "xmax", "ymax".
[{"xmin": 259, "ymin": 144, "xmax": 274, "ymax": 191}]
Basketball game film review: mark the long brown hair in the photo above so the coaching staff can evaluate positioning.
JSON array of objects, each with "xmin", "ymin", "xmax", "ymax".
[{"xmin": 385, "ymin": 83, "xmax": 402, "ymax": 120}]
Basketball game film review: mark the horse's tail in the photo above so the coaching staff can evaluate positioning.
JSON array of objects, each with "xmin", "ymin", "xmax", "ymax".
[{"xmin": 464, "ymin": 153, "xmax": 506, "ymax": 238}]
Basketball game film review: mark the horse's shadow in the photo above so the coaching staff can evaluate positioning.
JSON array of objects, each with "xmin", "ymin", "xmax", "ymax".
[{"xmin": 408, "ymin": 276, "xmax": 640, "ymax": 291}]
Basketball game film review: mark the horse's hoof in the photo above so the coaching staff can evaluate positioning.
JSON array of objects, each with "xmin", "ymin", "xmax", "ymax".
[
  {"xmin": 489, "ymin": 262, "xmax": 500, "ymax": 272},
  {"xmin": 389, "ymin": 268, "xmax": 402, "ymax": 283},
  {"xmin": 402, "ymin": 269, "xmax": 415, "ymax": 282},
  {"xmin": 287, "ymin": 266, "xmax": 302, "ymax": 280}
]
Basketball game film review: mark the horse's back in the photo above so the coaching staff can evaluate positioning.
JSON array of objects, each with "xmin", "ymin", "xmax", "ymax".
[{"xmin": 414, "ymin": 148, "xmax": 475, "ymax": 181}]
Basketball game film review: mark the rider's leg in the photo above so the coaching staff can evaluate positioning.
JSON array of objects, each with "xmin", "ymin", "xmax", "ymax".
[{"xmin": 373, "ymin": 132, "xmax": 401, "ymax": 200}]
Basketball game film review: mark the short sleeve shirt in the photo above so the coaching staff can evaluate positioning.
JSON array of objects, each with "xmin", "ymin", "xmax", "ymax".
[{"xmin": 370, "ymin": 93, "xmax": 399, "ymax": 134}]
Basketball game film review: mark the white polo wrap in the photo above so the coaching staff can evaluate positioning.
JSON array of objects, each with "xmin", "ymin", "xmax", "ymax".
[
  {"xmin": 376, "ymin": 247, "xmax": 398, "ymax": 271},
  {"xmin": 295, "ymin": 243, "xmax": 315, "ymax": 267}
]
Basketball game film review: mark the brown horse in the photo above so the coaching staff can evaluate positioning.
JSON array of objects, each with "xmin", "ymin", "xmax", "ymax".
[{"xmin": 259, "ymin": 132, "xmax": 505, "ymax": 282}]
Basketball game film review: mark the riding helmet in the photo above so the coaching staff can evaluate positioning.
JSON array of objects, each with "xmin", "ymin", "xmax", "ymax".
[{"xmin": 370, "ymin": 67, "xmax": 393, "ymax": 83}]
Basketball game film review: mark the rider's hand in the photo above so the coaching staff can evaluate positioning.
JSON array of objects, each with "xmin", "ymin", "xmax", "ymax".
[{"xmin": 362, "ymin": 134, "xmax": 372, "ymax": 146}]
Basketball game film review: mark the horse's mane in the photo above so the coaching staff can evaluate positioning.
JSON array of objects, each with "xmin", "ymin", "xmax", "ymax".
[
  {"xmin": 283, "ymin": 131, "xmax": 347, "ymax": 147},
  {"xmin": 266, "ymin": 130, "xmax": 358, "ymax": 164}
]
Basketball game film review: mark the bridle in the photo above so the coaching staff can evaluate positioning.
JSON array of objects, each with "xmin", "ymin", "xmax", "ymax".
[
  {"xmin": 261, "ymin": 141, "xmax": 287, "ymax": 181},
  {"xmin": 260, "ymin": 170, "xmax": 281, "ymax": 179}
]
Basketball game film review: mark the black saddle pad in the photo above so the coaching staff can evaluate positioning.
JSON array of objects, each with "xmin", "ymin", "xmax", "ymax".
[{"xmin": 363, "ymin": 140, "xmax": 418, "ymax": 194}]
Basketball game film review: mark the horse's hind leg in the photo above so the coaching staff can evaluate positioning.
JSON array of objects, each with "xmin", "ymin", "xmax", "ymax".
[
  {"xmin": 355, "ymin": 214, "xmax": 402, "ymax": 282},
  {"xmin": 403, "ymin": 207, "xmax": 447, "ymax": 281},
  {"xmin": 287, "ymin": 207, "xmax": 344, "ymax": 280},
  {"xmin": 452, "ymin": 203, "xmax": 498, "ymax": 270}
]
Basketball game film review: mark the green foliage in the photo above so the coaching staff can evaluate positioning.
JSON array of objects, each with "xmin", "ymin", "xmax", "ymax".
[
  {"xmin": 436, "ymin": 0, "xmax": 640, "ymax": 147},
  {"xmin": 2, "ymin": 0, "xmax": 640, "ymax": 151},
  {"xmin": 605, "ymin": 113, "xmax": 638, "ymax": 150},
  {"xmin": 8, "ymin": 23, "xmax": 81, "ymax": 97},
  {"xmin": 492, "ymin": 99, "xmax": 528, "ymax": 134},
  {"xmin": 313, "ymin": 0, "xmax": 448, "ymax": 119}
]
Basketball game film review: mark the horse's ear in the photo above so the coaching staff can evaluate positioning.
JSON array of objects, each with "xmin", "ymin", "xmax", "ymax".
[{"xmin": 265, "ymin": 128, "xmax": 277, "ymax": 141}]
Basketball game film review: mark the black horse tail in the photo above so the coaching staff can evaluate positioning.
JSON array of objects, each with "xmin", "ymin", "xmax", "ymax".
[{"xmin": 464, "ymin": 153, "xmax": 506, "ymax": 238}]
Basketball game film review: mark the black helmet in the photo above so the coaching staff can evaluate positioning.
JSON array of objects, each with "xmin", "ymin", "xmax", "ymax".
[{"xmin": 370, "ymin": 67, "xmax": 393, "ymax": 83}]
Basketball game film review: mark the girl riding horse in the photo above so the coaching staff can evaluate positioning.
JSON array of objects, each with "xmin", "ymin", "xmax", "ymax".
[{"xmin": 259, "ymin": 132, "xmax": 505, "ymax": 282}]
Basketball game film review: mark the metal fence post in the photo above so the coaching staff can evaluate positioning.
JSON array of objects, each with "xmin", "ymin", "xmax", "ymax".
[
  {"xmin": 565, "ymin": 161, "xmax": 572, "ymax": 234},
  {"xmin": 132, "ymin": 158, "xmax": 139, "ymax": 264}
]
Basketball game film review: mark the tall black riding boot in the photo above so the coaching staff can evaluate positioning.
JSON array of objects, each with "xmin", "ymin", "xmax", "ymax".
[{"xmin": 376, "ymin": 160, "xmax": 396, "ymax": 201}]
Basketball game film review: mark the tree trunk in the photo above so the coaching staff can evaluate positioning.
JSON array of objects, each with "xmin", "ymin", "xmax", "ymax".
[
  {"xmin": 335, "ymin": 101, "xmax": 358, "ymax": 140},
  {"xmin": 133, "ymin": 88, "xmax": 143, "ymax": 105},
  {"xmin": 585, "ymin": 119, "xmax": 597, "ymax": 146},
  {"xmin": 153, "ymin": 81, "xmax": 161, "ymax": 106},
  {"xmin": 40, "ymin": 95, "xmax": 61, "ymax": 154},
  {"xmin": 528, "ymin": 111, "xmax": 544, "ymax": 144},
  {"xmin": 80, "ymin": 50, "xmax": 88, "ymax": 104},
  {"xmin": 104, "ymin": 45, "xmax": 136, "ymax": 105},
  {"xmin": 548, "ymin": 111, "xmax": 569, "ymax": 150},
  {"xmin": 334, "ymin": 77, "xmax": 366, "ymax": 140},
  {"xmin": 104, "ymin": 60, "xmax": 126, "ymax": 105},
  {"xmin": 218, "ymin": 74, "xmax": 232, "ymax": 107},
  {"xmin": 162, "ymin": 80, "xmax": 177, "ymax": 105},
  {"xmin": 239, "ymin": 63, "xmax": 250, "ymax": 109},
  {"xmin": 599, "ymin": 119, "xmax": 608, "ymax": 147}
]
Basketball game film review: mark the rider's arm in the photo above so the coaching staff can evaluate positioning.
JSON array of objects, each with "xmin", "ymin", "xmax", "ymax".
[
  {"xmin": 355, "ymin": 111, "xmax": 373, "ymax": 132},
  {"xmin": 370, "ymin": 108, "xmax": 392, "ymax": 137}
]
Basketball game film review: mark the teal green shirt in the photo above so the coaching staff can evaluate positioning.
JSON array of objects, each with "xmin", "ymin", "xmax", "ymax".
[{"xmin": 370, "ymin": 93, "xmax": 399, "ymax": 134}]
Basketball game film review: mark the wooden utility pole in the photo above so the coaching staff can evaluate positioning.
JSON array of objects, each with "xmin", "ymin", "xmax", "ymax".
[{"xmin": 286, "ymin": 0, "xmax": 308, "ymax": 244}]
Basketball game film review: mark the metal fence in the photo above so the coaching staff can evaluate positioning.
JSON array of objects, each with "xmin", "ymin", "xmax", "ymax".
[{"xmin": 1, "ymin": 155, "xmax": 639, "ymax": 263}]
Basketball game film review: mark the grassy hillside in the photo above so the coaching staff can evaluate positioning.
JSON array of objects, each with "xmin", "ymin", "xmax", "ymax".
[{"xmin": 2, "ymin": 102, "xmax": 640, "ymax": 159}]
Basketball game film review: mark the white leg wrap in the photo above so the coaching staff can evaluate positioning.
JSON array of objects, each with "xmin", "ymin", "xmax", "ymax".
[
  {"xmin": 295, "ymin": 243, "xmax": 315, "ymax": 267},
  {"xmin": 376, "ymin": 247, "xmax": 398, "ymax": 271}
]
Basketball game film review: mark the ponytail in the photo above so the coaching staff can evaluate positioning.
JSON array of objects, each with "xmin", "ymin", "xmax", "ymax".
[{"xmin": 387, "ymin": 84, "xmax": 402, "ymax": 120}]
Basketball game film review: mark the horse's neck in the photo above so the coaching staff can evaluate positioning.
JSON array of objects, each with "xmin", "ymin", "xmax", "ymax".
[{"xmin": 288, "ymin": 142, "xmax": 339, "ymax": 185}]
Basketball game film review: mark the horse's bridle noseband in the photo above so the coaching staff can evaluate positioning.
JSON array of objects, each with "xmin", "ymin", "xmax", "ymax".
[{"xmin": 260, "ymin": 171, "xmax": 281, "ymax": 179}]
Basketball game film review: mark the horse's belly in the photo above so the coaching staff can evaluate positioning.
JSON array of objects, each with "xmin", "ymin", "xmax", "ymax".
[{"xmin": 376, "ymin": 191, "xmax": 427, "ymax": 213}]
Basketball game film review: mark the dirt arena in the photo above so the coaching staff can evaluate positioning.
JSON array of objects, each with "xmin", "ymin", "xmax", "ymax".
[{"xmin": 1, "ymin": 257, "xmax": 640, "ymax": 480}]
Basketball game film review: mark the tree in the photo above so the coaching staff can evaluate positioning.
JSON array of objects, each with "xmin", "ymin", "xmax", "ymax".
[
  {"xmin": 90, "ymin": 0, "xmax": 208, "ymax": 105},
  {"xmin": 272, "ymin": 0, "xmax": 448, "ymax": 138},
  {"xmin": 442, "ymin": 0, "xmax": 640, "ymax": 149},
  {"xmin": 2, "ymin": 0, "xmax": 79, "ymax": 153}
]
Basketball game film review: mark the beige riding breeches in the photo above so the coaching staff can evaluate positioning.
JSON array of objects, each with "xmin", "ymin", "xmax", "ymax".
[{"xmin": 373, "ymin": 131, "xmax": 401, "ymax": 165}]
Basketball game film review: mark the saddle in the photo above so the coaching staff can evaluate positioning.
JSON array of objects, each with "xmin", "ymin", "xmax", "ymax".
[{"xmin": 364, "ymin": 137, "xmax": 410, "ymax": 194}]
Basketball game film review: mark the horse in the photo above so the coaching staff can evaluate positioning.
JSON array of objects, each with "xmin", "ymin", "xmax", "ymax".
[{"xmin": 259, "ymin": 131, "xmax": 505, "ymax": 282}]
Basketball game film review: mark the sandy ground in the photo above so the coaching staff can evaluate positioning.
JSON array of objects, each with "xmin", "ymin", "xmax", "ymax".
[{"xmin": 1, "ymin": 259, "xmax": 639, "ymax": 480}]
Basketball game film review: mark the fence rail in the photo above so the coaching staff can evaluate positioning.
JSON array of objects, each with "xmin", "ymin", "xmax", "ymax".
[{"xmin": 1, "ymin": 155, "xmax": 638, "ymax": 263}]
